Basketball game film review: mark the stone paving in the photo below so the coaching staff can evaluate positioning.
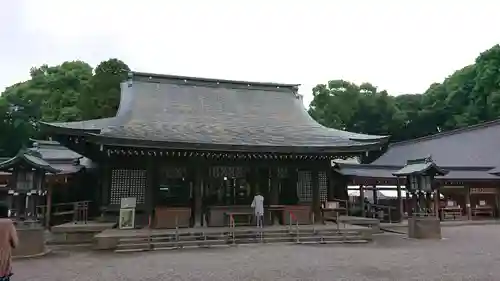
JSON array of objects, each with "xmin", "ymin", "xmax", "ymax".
[{"xmin": 14, "ymin": 225, "xmax": 500, "ymax": 281}]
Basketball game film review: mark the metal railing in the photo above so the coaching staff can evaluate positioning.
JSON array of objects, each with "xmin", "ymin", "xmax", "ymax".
[
  {"xmin": 229, "ymin": 213, "xmax": 236, "ymax": 245},
  {"xmin": 175, "ymin": 215, "xmax": 180, "ymax": 248},
  {"xmin": 288, "ymin": 211, "xmax": 300, "ymax": 243}
]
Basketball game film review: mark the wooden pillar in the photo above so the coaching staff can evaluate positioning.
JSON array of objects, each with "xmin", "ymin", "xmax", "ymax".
[
  {"xmin": 495, "ymin": 187, "xmax": 500, "ymax": 218},
  {"xmin": 434, "ymin": 188, "xmax": 440, "ymax": 218},
  {"xmin": 360, "ymin": 184, "xmax": 365, "ymax": 217},
  {"xmin": 311, "ymin": 169, "xmax": 321, "ymax": 223},
  {"xmin": 327, "ymin": 169, "xmax": 335, "ymax": 201},
  {"xmin": 372, "ymin": 185, "xmax": 378, "ymax": 205},
  {"xmin": 396, "ymin": 181, "xmax": 403, "ymax": 222},
  {"xmin": 45, "ymin": 184, "xmax": 53, "ymax": 229},
  {"xmin": 405, "ymin": 190, "xmax": 410, "ymax": 217},
  {"xmin": 193, "ymin": 168, "xmax": 204, "ymax": 227},
  {"xmin": 100, "ymin": 163, "xmax": 111, "ymax": 212},
  {"xmin": 290, "ymin": 168, "xmax": 299, "ymax": 204},
  {"xmin": 270, "ymin": 168, "xmax": 279, "ymax": 205},
  {"xmin": 465, "ymin": 186, "xmax": 471, "ymax": 220},
  {"xmin": 145, "ymin": 160, "xmax": 158, "ymax": 228}
]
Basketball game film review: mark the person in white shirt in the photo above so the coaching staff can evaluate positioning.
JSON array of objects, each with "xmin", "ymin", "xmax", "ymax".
[{"xmin": 251, "ymin": 192, "xmax": 265, "ymax": 228}]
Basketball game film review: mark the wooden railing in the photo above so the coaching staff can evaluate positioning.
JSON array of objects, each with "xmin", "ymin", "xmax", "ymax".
[
  {"xmin": 332, "ymin": 199, "xmax": 349, "ymax": 216},
  {"xmin": 37, "ymin": 200, "xmax": 91, "ymax": 226},
  {"xmin": 371, "ymin": 204, "xmax": 396, "ymax": 223}
]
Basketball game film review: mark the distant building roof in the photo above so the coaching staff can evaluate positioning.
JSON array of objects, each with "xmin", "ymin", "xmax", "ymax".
[
  {"xmin": 392, "ymin": 156, "xmax": 447, "ymax": 177},
  {"xmin": 0, "ymin": 149, "xmax": 60, "ymax": 174},
  {"xmin": 41, "ymin": 72, "xmax": 389, "ymax": 154},
  {"xmin": 333, "ymin": 162, "xmax": 500, "ymax": 182},
  {"xmin": 372, "ymin": 119, "xmax": 500, "ymax": 167},
  {"xmin": 0, "ymin": 139, "xmax": 93, "ymax": 176},
  {"xmin": 29, "ymin": 139, "xmax": 83, "ymax": 161}
]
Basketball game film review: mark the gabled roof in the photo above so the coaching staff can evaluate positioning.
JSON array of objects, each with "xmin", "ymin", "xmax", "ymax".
[
  {"xmin": 0, "ymin": 149, "xmax": 60, "ymax": 174},
  {"xmin": 372, "ymin": 119, "xmax": 500, "ymax": 167},
  {"xmin": 28, "ymin": 139, "xmax": 90, "ymax": 174},
  {"xmin": 29, "ymin": 139, "xmax": 83, "ymax": 161},
  {"xmin": 42, "ymin": 72, "xmax": 389, "ymax": 153},
  {"xmin": 392, "ymin": 157, "xmax": 447, "ymax": 176}
]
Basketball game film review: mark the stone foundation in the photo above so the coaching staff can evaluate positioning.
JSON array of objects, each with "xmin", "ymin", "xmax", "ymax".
[
  {"xmin": 408, "ymin": 216, "xmax": 441, "ymax": 239},
  {"xmin": 51, "ymin": 222, "xmax": 115, "ymax": 244},
  {"xmin": 13, "ymin": 227, "xmax": 46, "ymax": 258}
]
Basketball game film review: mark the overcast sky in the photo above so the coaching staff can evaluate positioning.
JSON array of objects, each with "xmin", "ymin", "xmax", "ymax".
[{"xmin": 1, "ymin": 1, "xmax": 499, "ymax": 106}]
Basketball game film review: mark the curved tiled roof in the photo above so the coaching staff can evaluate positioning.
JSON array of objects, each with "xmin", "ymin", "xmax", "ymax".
[
  {"xmin": 0, "ymin": 150, "xmax": 60, "ymax": 173},
  {"xmin": 42, "ymin": 72, "xmax": 388, "ymax": 153},
  {"xmin": 372, "ymin": 119, "xmax": 500, "ymax": 167}
]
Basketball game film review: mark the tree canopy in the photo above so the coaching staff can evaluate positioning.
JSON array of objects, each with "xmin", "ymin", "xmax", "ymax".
[
  {"xmin": 309, "ymin": 44, "xmax": 500, "ymax": 143},
  {"xmin": 1, "ymin": 45, "xmax": 500, "ymax": 156},
  {"xmin": 0, "ymin": 58, "xmax": 129, "ymax": 156}
]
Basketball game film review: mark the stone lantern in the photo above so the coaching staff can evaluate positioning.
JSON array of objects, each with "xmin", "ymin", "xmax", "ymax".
[{"xmin": 393, "ymin": 156, "xmax": 447, "ymax": 239}]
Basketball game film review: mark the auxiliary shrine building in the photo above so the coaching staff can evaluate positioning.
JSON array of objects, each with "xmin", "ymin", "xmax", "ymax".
[
  {"xmin": 335, "ymin": 120, "xmax": 500, "ymax": 220},
  {"xmin": 42, "ymin": 72, "xmax": 388, "ymax": 228}
]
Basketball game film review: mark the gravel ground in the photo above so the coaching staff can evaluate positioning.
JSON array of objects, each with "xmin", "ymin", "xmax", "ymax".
[{"xmin": 13, "ymin": 225, "xmax": 500, "ymax": 281}]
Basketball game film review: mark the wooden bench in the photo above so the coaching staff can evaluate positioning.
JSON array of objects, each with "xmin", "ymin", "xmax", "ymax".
[
  {"xmin": 322, "ymin": 201, "xmax": 347, "ymax": 224},
  {"xmin": 441, "ymin": 207, "xmax": 462, "ymax": 220},
  {"xmin": 224, "ymin": 211, "xmax": 253, "ymax": 226},
  {"xmin": 472, "ymin": 206, "xmax": 494, "ymax": 217}
]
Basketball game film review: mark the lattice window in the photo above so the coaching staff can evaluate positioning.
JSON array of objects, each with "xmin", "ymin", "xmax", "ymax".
[
  {"xmin": 277, "ymin": 167, "xmax": 288, "ymax": 179},
  {"xmin": 297, "ymin": 170, "xmax": 312, "ymax": 202},
  {"xmin": 318, "ymin": 171, "xmax": 328, "ymax": 202},
  {"xmin": 210, "ymin": 166, "xmax": 247, "ymax": 178},
  {"xmin": 110, "ymin": 169, "xmax": 147, "ymax": 205},
  {"xmin": 160, "ymin": 167, "xmax": 186, "ymax": 179}
]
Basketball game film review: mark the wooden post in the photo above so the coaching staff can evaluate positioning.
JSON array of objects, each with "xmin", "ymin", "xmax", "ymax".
[
  {"xmin": 45, "ymin": 184, "xmax": 53, "ymax": 229},
  {"xmin": 327, "ymin": 169, "xmax": 335, "ymax": 201},
  {"xmin": 193, "ymin": 170, "xmax": 203, "ymax": 227},
  {"xmin": 360, "ymin": 184, "xmax": 365, "ymax": 217},
  {"xmin": 270, "ymin": 168, "xmax": 279, "ymax": 205},
  {"xmin": 396, "ymin": 181, "xmax": 403, "ymax": 222},
  {"xmin": 465, "ymin": 186, "xmax": 472, "ymax": 220},
  {"xmin": 145, "ymin": 161, "xmax": 155, "ymax": 228},
  {"xmin": 406, "ymin": 190, "xmax": 410, "ymax": 217},
  {"xmin": 372, "ymin": 185, "xmax": 378, "ymax": 205},
  {"xmin": 434, "ymin": 188, "xmax": 440, "ymax": 218},
  {"xmin": 311, "ymin": 169, "xmax": 321, "ymax": 223},
  {"xmin": 495, "ymin": 187, "xmax": 500, "ymax": 218}
]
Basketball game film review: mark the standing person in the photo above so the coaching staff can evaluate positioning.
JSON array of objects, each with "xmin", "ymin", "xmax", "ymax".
[
  {"xmin": 0, "ymin": 204, "xmax": 17, "ymax": 281},
  {"xmin": 251, "ymin": 192, "xmax": 264, "ymax": 228}
]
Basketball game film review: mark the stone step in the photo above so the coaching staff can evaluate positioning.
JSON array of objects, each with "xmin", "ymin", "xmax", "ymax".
[
  {"xmin": 115, "ymin": 234, "xmax": 367, "ymax": 253},
  {"xmin": 117, "ymin": 230, "xmax": 360, "ymax": 246},
  {"xmin": 117, "ymin": 229, "xmax": 360, "ymax": 240}
]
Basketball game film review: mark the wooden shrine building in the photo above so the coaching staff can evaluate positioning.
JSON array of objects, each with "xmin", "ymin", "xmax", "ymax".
[
  {"xmin": 334, "ymin": 120, "xmax": 500, "ymax": 221},
  {"xmin": 41, "ymin": 72, "xmax": 389, "ymax": 228},
  {"xmin": 0, "ymin": 140, "xmax": 93, "ymax": 227}
]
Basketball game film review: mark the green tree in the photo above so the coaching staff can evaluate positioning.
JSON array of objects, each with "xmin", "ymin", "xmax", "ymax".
[
  {"xmin": 308, "ymin": 44, "xmax": 500, "ymax": 144},
  {"xmin": 2, "ymin": 61, "xmax": 93, "ymax": 122},
  {"xmin": 80, "ymin": 59, "xmax": 130, "ymax": 119}
]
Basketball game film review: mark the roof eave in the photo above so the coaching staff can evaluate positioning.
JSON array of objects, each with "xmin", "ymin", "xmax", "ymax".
[
  {"xmin": 84, "ymin": 133, "xmax": 386, "ymax": 154},
  {"xmin": 131, "ymin": 71, "xmax": 301, "ymax": 89},
  {"xmin": 0, "ymin": 154, "xmax": 60, "ymax": 174},
  {"xmin": 39, "ymin": 122, "xmax": 101, "ymax": 136}
]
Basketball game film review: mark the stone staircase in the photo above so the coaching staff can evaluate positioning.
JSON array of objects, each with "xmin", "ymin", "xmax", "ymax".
[{"xmin": 114, "ymin": 227, "xmax": 372, "ymax": 253}]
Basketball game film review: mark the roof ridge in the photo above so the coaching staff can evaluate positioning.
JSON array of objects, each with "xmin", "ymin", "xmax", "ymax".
[
  {"xmin": 130, "ymin": 71, "xmax": 301, "ymax": 89},
  {"xmin": 390, "ymin": 118, "xmax": 500, "ymax": 147}
]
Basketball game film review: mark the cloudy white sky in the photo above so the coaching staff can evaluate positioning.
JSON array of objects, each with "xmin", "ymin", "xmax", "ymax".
[{"xmin": 1, "ymin": 1, "xmax": 499, "ymax": 106}]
